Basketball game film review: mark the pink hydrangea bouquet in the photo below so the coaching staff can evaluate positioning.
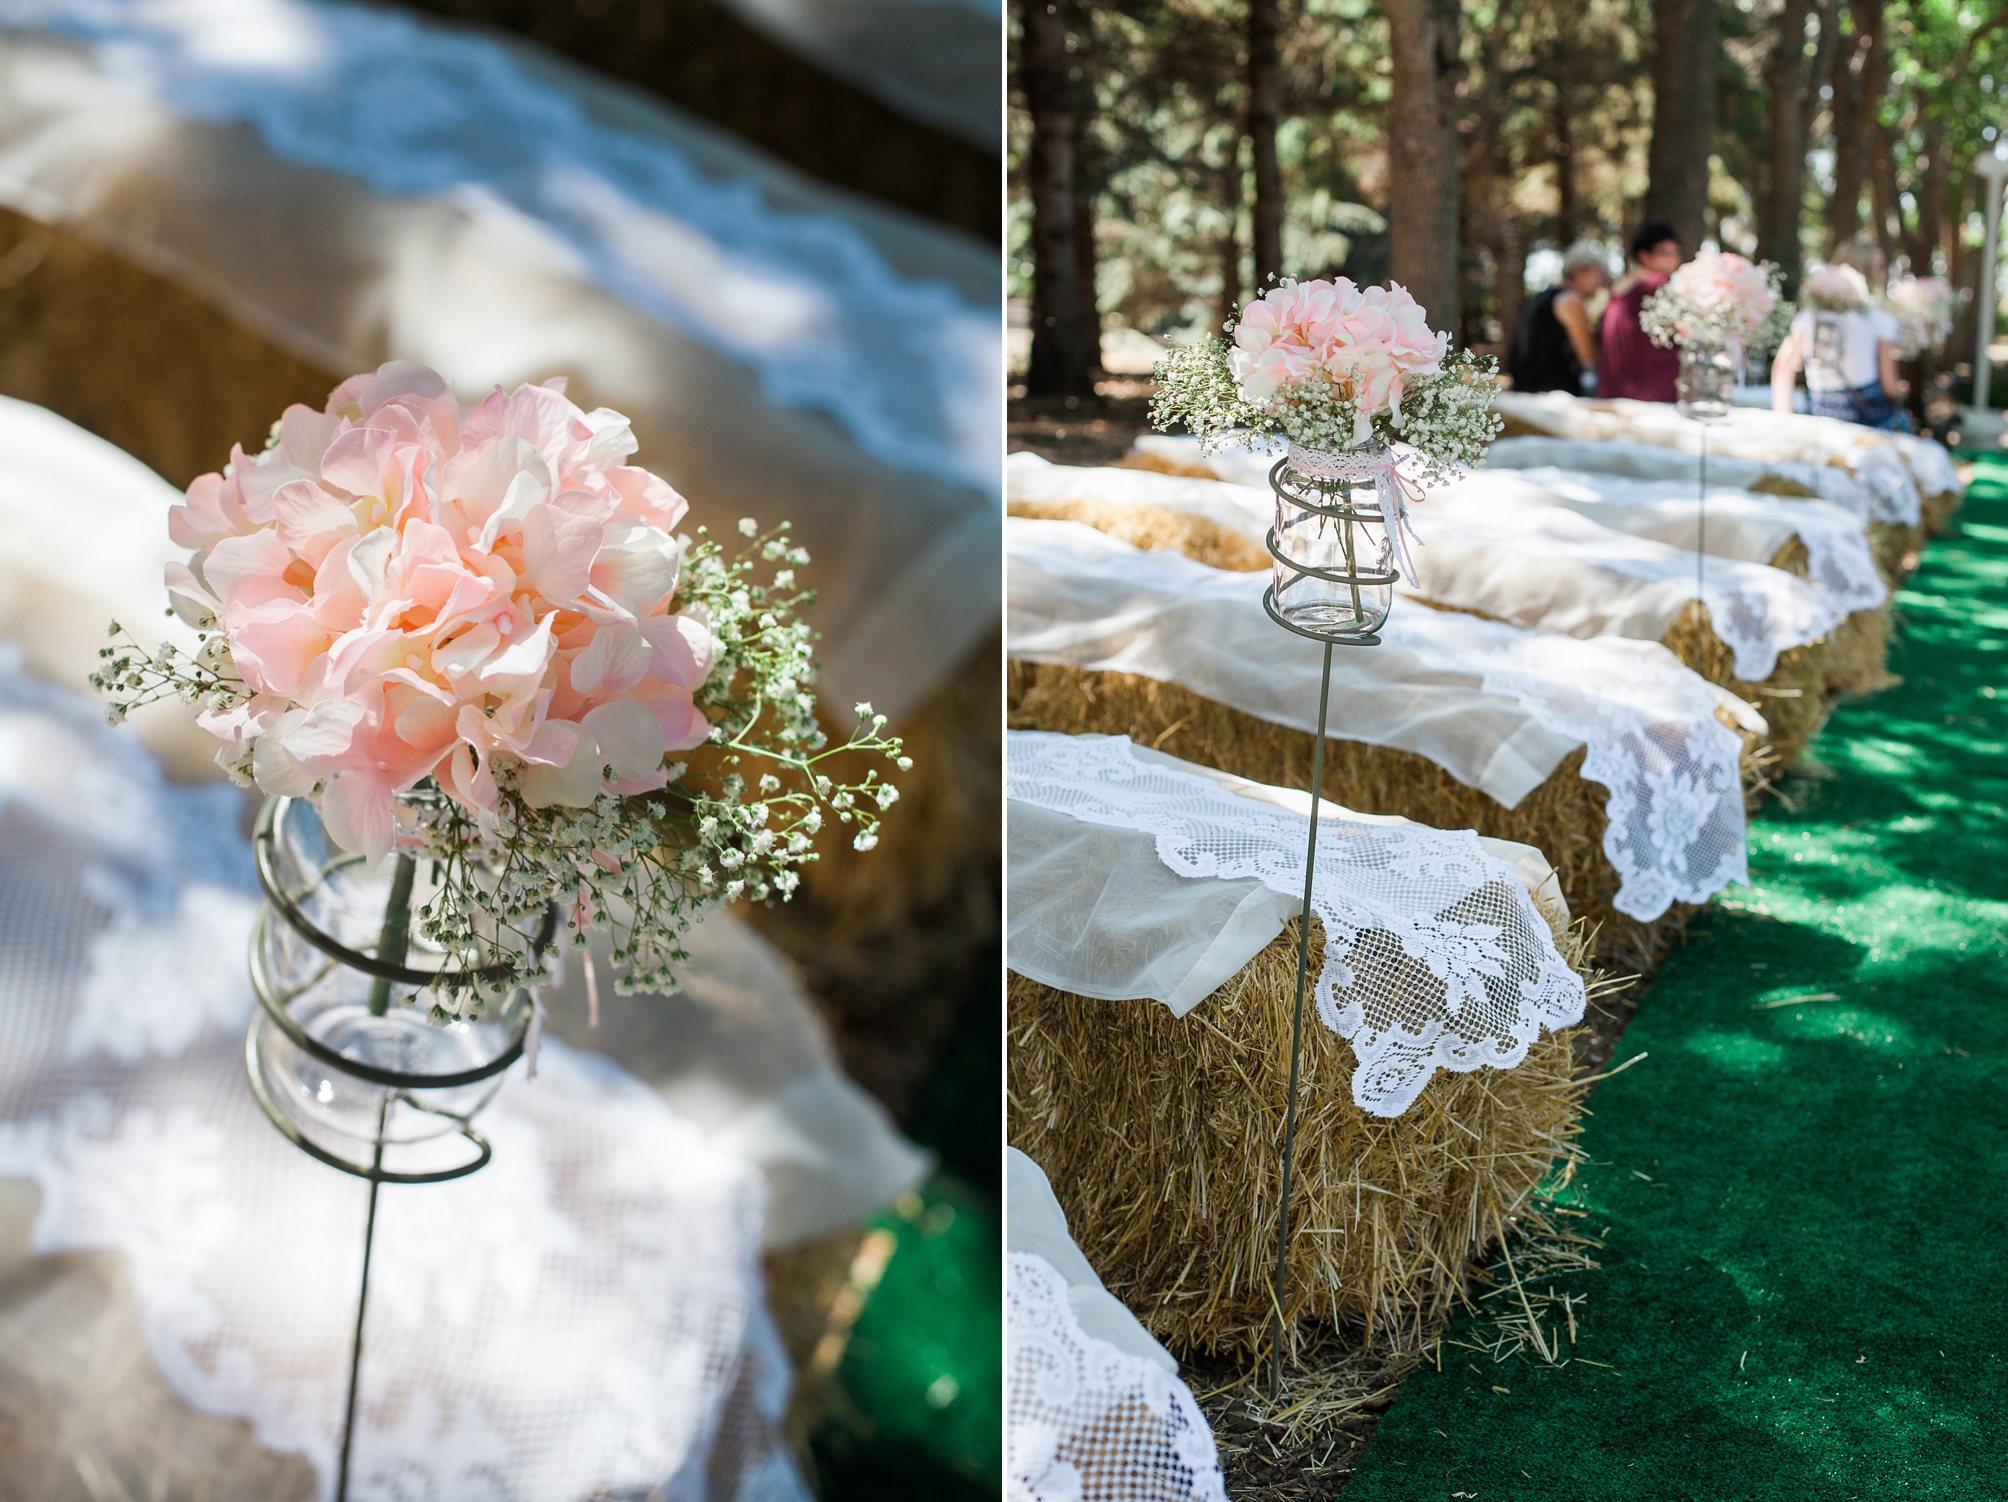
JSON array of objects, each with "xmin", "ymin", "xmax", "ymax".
[
  {"xmin": 1640, "ymin": 248, "xmax": 1790, "ymax": 351},
  {"xmin": 1149, "ymin": 278, "xmax": 1502, "ymax": 475},
  {"xmin": 1884, "ymin": 274, "xmax": 1956, "ymax": 357},
  {"xmin": 94, "ymin": 361, "xmax": 903, "ymax": 1005},
  {"xmin": 1797, "ymin": 263, "xmax": 1871, "ymax": 313}
]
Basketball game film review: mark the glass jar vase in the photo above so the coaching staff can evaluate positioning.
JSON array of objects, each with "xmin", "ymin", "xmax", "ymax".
[
  {"xmin": 1264, "ymin": 441, "xmax": 1400, "ymax": 642},
  {"xmin": 1676, "ymin": 339, "xmax": 1742, "ymax": 422},
  {"xmin": 245, "ymin": 792, "xmax": 556, "ymax": 1182}
]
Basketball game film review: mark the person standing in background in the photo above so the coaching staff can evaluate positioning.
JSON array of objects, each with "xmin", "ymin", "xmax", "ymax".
[
  {"xmin": 1769, "ymin": 242, "xmax": 1911, "ymax": 431},
  {"xmin": 1598, "ymin": 220, "xmax": 1683, "ymax": 402},
  {"xmin": 1508, "ymin": 241, "xmax": 1610, "ymax": 394}
]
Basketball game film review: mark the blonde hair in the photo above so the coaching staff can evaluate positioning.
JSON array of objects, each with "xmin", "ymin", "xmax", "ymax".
[{"xmin": 1831, "ymin": 237, "xmax": 1886, "ymax": 288}]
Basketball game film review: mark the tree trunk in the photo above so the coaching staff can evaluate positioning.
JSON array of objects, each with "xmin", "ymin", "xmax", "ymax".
[
  {"xmin": 1248, "ymin": 0, "xmax": 1283, "ymax": 289},
  {"xmin": 1859, "ymin": 2, "xmax": 1897, "ymax": 265},
  {"xmin": 1215, "ymin": 154, "xmax": 1246, "ymax": 335},
  {"xmin": 1552, "ymin": 85, "xmax": 1578, "ymax": 247},
  {"xmin": 1022, "ymin": 0, "xmax": 1094, "ymax": 395},
  {"xmin": 1756, "ymin": 0, "xmax": 1812, "ymax": 291},
  {"xmin": 1826, "ymin": 2, "xmax": 1871, "ymax": 253},
  {"xmin": 1383, "ymin": 0, "xmax": 1462, "ymax": 332},
  {"xmin": 1070, "ymin": 66, "xmax": 1104, "ymax": 378},
  {"xmin": 1646, "ymin": 0, "xmax": 1717, "ymax": 252},
  {"xmin": 1914, "ymin": 119, "xmax": 1949, "ymax": 277}
]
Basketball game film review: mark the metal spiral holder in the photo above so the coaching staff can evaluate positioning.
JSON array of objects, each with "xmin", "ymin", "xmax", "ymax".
[
  {"xmin": 245, "ymin": 793, "xmax": 556, "ymax": 1500},
  {"xmin": 1676, "ymin": 342, "xmax": 1740, "ymax": 607},
  {"xmin": 1262, "ymin": 444, "xmax": 1400, "ymax": 646},
  {"xmin": 1260, "ymin": 443, "xmax": 1398, "ymax": 1391}
]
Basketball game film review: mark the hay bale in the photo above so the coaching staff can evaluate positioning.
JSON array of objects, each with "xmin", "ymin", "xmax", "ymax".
[
  {"xmin": 0, "ymin": 208, "xmax": 342, "ymax": 486},
  {"xmin": 1013, "ymin": 493, "xmax": 1814, "ymax": 773},
  {"xmin": 1007, "ymin": 660, "xmax": 1711, "ymax": 973},
  {"xmin": 1009, "ymin": 496, "xmax": 1270, "ymax": 571},
  {"xmin": 1008, "ymin": 920, "xmax": 1595, "ymax": 1357},
  {"xmin": 1922, "ymin": 486, "xmax": 1962, "ymax": 538}
]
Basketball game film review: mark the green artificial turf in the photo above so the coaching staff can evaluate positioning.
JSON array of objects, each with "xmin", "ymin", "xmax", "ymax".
[{"xmin": 1345, "ymin": 458, "xmax": 2008, "ymax": 1502}]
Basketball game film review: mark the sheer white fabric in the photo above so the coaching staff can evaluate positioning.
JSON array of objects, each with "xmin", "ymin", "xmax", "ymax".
[
  {"xmin": 1007, "ymin": 1252, "xmax": 1227, "ymax": 1502},
  {"xmin": 1008, "ymin": 518, "xmax": 1753, "ymax": 921},
  {"xmin": 1007, "ymin": 1150, "xmax": 1176, "ymax": 1374},
  {"xmin": 1446, "ymin": 465, "xmax": 1888, "ymax": 616},
  {"xmin": 1008, "ymin": 452, "xmax": 1847, "ymax": 681},
  {"xmin": 1492, "ymin": 393, "xmax": 1937, "ymax": 527},
  {"xmin": 0, "ymin": 654, "xmax": 895, "ymax": 1499},
  {"xmin": 1129, "ymin": 430, "xmax": 1886, "ymax": 525},
  {"xmin": 1009, "ymin": 738, "xmax": 1571, "ymax": 1022},
  {"xmin": 0, "ymin": 14, "xmax": 998, "ymax": 718},
  {"xmin": 1403, "ymin": 505, "xmax": 1839, "ymax": 682},
  {"xmin": 1006, "ymin": 733, "xmax": 1585, "ymax": 1114}
]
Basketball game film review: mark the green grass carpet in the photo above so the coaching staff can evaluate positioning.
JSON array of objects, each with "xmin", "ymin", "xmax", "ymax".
[{"xmin": 1345, "ymin": 458, "xmax": 2008, "ymax": 1502}]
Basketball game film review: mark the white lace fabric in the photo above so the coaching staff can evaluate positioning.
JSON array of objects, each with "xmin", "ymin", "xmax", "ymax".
[
  {"xmin": 1007, "ymin": 733, "xmax": 1585, "ymax": 1115},
  {"xmin": 1008, "ymin": 517, "xmax": 1752, "ymax": 921},
  {"xmin": 1007, "ymin": 1252, "xmax": 1227, "ymax": 1502},
  {"xmin": 1404, "ymin": 503, "xmax": 1839, "ymax": 682},
  {"xmin": 1009, "ymin": 451, "xmax": 1870, "ymax": 681},
  {"xmin": 0, "ymin": 660, "xmax": 807, "ymax": 1501},
  {"xmin": 0, "ymin": 0, "xmax": 994, "ymax": 497},
  {"xmin": 1492, "ymin": 393, "xmax": 1940, "ymax": 528},
  {"xmin": 0, "ymin": 12, "xmax": 1000, "ymax": 721}
]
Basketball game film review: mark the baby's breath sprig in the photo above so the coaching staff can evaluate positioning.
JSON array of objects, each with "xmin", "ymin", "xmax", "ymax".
[
  {"xmin": 88, "ymin": 622, "xmax": 244, "ymax": 726},
  {"xmin": 1150, "ymin": 334, "xmax": 1504, "ymax": 470}
]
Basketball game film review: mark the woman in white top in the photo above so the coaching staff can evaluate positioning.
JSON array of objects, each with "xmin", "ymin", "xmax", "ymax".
[{"xmin": 1770, "ymin": 257, "xmax": 1911, "ymax": 431}]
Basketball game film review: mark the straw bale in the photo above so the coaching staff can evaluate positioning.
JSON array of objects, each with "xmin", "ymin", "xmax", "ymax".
[
  {"xmin": 1007, "ymin": 920, "xmax": 1596, "ymax": 1357},
  {"xmin": 1116, "ymin": 451, "xmax": 1223, "ymax": 481},
  {"xmin": 1922, "ymin": 486, "xmax": 1962, "ymax": 537},
  {"xmin": 1015, "ymin": 491, "xmax": 1806, "ymax": 777},
  {"xmin": 1010, "ymin": 659, "xmax": 1708, "ymax": 972},
  {"xmin": 0, "ymin": 208, "xmax": 342, "ymax": 487},
  {"xmin": 1009, "ymin": 496, "xmax": 1271, "ymax": 571}
]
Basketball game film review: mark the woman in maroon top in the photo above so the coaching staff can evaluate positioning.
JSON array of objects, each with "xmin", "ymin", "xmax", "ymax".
[{"xmin": 1599, "ymin": 220, "xmax": 1683, "ymax": 402}]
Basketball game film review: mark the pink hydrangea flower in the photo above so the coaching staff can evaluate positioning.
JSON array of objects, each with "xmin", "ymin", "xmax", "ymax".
[
  {"xmin": 170, "ymin": 361, "xmax": 714, "ymax": 864},
  {"xmin": 1661, "ymin": 248, "xmax": 1777, "ymax": 341},
  {"xmin": 1228, "ymin": 278, "xmax": 1448, "ymax": 442}
]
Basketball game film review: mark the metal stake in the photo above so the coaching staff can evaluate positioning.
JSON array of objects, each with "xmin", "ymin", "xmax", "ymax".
[
  {"xmin": 1269, "ymin": 638, "xmax": 1334, "ymax": 1393},
  {"xmin": 1697, "ymin": 424, "xmax": 1709, "ymax": 605},
  {"xmin": 335, "ymin": 1097, "xmax": 389, "ymax": 1502}
]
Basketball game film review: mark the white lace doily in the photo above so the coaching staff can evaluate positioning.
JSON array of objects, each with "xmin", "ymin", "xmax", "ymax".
[
  {"xmin": 1008, "ymin": 518, "xmax": 1752, "ymax": 922},
  {"xmin": 0, "ymin": 658, "xmax": 806, "ymax": 1501},
  {"xmin": 1007, "ymin": 1252, "xmax": 1226, "ymax": 1502},
  {"xmin": 1009, "ymin": 451, "xmax": 1871, "ymax": 681},
  {"xmin": 1483, "ymin": 434, "xmax": 1886, "ymax": 522},
  {"xmin": 1492, "ymin": 394, "xmax": 1931, "ymax": 528},
  {"xmin": 1405, "ymin": 504, "xmax": 1839, "ymax": 683},
  {"xmin": 1007, "ymin": 733, "xmax": 1584, "ymax": 1115}
]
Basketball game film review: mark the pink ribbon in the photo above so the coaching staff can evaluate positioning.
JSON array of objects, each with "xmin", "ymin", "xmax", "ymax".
[{"xmin": 1282, "ymin": 442, "xmax": 1426, "ymax": 581}]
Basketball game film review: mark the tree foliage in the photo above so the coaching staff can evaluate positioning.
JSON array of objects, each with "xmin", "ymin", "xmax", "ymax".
[{"xmin": 1008, "ymin": 0, "xmax": 2008, "ymax": 360}]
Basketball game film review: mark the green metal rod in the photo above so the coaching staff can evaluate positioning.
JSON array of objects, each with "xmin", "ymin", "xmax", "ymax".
[
  {"xmin": 366, "ymin": 854, "xmax": 417, "ymax": 1017},
  {"xmin": 1270, "ymin": 638, "xmax": 1334, "ymax": 1394}
]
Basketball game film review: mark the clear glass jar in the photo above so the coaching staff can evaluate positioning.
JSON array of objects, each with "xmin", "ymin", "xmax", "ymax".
[
  {"xmin": 1676, "ymin": 339, "xmax": 1742, "ymax": 422},
  {"xmin": 1266, "ymin": 442, "xmax": 1400, "ymax": 640},
  {"xmin": 245, "ymin": 791, "xmax": 551, "ymax": 1182}
]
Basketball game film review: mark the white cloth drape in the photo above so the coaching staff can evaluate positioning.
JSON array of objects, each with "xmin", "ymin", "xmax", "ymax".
[
  {"xmin": 1008, "ymin": 517, "xmax": 1754, "ymax": 921},
  {"xmin": 1007, "ymin": 733, "xmax": 1584, "ymax": 1115},
  {"xmin": 0, "ymin": 1, "xmax": 1000, "ymax": 718}
]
